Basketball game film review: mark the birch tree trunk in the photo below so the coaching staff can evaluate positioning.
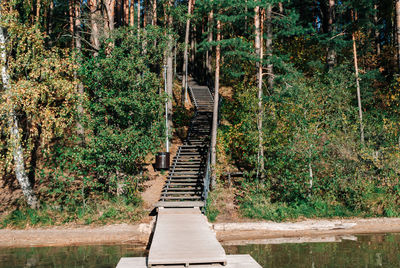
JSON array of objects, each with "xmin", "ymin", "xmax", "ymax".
[
  {"xmin": 181, "ymin": 0, "xmax": 194, "ymax": 106},
  {"xmin": 74, "ymin": 0, "xmax": 86, "ymax": 145},
  {"xmin": 396, "ymin": 0, "xmax": 400, "ymax": 69},
  {"xmin": 210, "ymin": 19, "xmax": 221, "ymax": 190},
  {"xmin": 352, "ymin": 11, "xmax": 365, "ymax": 145},
  {"xmin": 0, "ymin": 21, "xmax": 38, "ymax": 209},
  {"xmin": 254, "ymin": 6, "xmax": 264, "ymax": 178}
]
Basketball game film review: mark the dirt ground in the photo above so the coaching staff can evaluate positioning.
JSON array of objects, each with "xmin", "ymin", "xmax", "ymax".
[{"xmin": 1, "ymin": 217, "xmax": 400, "ymax": 248}]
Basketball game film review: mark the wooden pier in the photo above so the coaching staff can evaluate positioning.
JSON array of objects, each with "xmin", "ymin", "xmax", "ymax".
[
  {"xmin": 117, "ymin": 255, "xmax": 261, "ymax": 268},
  {"xmin": 116, "ymin": 79, "xmax": 262, "ymax": 268},
  {"xmin": 148, "ymin": 208, "xmax": 226, "ymax": 267}
]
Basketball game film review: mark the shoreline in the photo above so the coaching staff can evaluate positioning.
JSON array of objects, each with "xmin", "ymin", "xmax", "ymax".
[{"xmin": 1, "ymin": 217, "xmax": 400, "ymax": 248}]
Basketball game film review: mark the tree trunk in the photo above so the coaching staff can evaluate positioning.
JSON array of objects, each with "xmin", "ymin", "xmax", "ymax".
[
  {"xmin": 47, "ymin": 0, "xmax": 54, "ymax": 44},
  {"xmin": 116, "ymin": 0, "xmax": 122, "ymax": 26},
  {"xmin": 152, "ymin": 0, "xmax": 157, "ymax": 25},
  {"xmin": 36, "ymin": 0, "xmax": 41, "ymax": 23},
  {"xmin": 244, "ymin": 0, "xmax": 248, "ymax": 32},
  {"xmin": 181, "ymin": 0, "xmax": 194, "ymax": 106},
  {"xmin": 143, "ymin": 0, "xmax": 148, "ymax": 28},
  {"xmin": 0, "ymin": 21, "xmax": 38, "ymax": 209},
  {"xmin": 396, "ymin": 0, "xmax": 400, "ymax": 69},
  {"xmin": 279, "ymin": 2, "xmax": 283, "ymax": 13},
  {"xmin": 130, "ymin": 0, "xmax": 135, "ymax": 26},
  {"xmin": 254, "ymin": 6, "xmax": 264, "ymax": 178},
  {"xmin": 137, "ymin": 0, "xmax": 141, "ymax": 30},
  {"xmin": 69, "ymin": 0, "xmax": 75, "ymax": 47},
  {"xmin": 266, "ymin": 5, "xmax": 273, "ymax": 90},
  {"xmin": 74, "ymin": 0, "xmax": 86, "ymax": 145},
  {"xmin": 89, "ymin": 0, "xmax": 100, "ymax": 56},
  {"xmin": 326, "ymin": 0, "xmax": 336, "ymax": 70},
  {"xmin": 374, "ymin": 4, "xmax": 380, "ymax": 55},
  {"xmin": 104, "ymin": 0, "xmax": 115, "ymax": 31},
  {"xmin": 190, "ymin": 24, "xmax": 196, "ymax": 66},
  {"xmin": 206, "ymin": 10, "xmax": 214, "ymax": 80},
  {"xmin": 352, "ymin": 11, "xmax": 365, "ymax": 145},
  {"xmin": 166, "ymin": 0, "xmax": 173, "ymax": 130},
  {"xmin": 210, "ymin": 19, "xmax": 221, "ymax": 190},
  {"xmin": 123, "ymin": 0, "xmax": 129, "ymax": 25}
]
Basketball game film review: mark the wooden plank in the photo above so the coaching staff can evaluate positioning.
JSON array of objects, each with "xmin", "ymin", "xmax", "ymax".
[
  {"xmin": 117, "ymin": 255, "xmax": 261, "ymax": 268},
  {"xmin": 155, "ymin": 201, "xmax": 205, "ymax": 208},
  {"xmin": 148, "ymin": 208, "xmax": 227, "ymax": 267}
]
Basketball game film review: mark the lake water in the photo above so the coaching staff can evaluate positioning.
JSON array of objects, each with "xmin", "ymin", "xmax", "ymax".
[{"xmin": 1, "ymin": 233, "xmax": 400, "ymax": 267}]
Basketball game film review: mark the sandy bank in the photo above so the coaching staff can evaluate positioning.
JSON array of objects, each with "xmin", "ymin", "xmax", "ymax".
[{"xmin": 1, "ymin": 217, "xmax": 400, "ymax": 248}]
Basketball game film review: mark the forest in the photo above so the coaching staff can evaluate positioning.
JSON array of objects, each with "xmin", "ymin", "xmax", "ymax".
[{"xmin": 1, "ymin": 0, "xmax": 400, "ymax": 227}]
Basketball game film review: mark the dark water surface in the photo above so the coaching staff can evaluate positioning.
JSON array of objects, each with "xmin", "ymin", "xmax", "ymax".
[{"xmin": 1, "ymin": 233, "xmax": 400, "ymax": 267}]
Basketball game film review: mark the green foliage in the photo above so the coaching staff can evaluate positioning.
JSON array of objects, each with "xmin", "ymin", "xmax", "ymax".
[
  {"xmin": 221, "ymin": 67, "xmax": 400, "ymax": 220},
  {"xmin": 205, "ymin": 191, "xmax": 220, "ymax": 223}
]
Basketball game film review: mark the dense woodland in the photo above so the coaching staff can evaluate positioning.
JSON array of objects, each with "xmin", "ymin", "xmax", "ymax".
[{"xmin": 1, "ymin": 0, "xmax": 400, "ymax": 226}]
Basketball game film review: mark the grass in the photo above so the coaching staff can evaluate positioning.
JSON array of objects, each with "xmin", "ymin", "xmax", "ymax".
[
  {"xmin": 0, "ymin": 197, "xmax": 146, "ymax": 229},
  {"xmin": 238, "ymin": 190, "xmax": 400, "ymax": 222}
]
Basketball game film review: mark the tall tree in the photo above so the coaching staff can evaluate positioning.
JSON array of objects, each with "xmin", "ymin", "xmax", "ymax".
[
  {"xmin": 374, "ymin": 4, "xmax": 380, "ymax": 55},
  {"xmin": 137, "ymin": 0, "xmax": 141, "ymax": 30},
  {"xmin": 166, "ymin": 0, "xmax": 173, "ymax": 130},
  {"xmin": 123, "ymin": 0, "xmax": 129, "ymax": 25},
  {"xmin": 326, "ymin": 0, "xmax": 336, "ymax": 70},
  {"xmin": 130, "ymin": 0, "xmax": 135, "ymax": 26},
  {"xmin": 254, "ymin": 5, "xmax": 264, "ymax": 177},
  {"xmin": 352, "ymin": 10, "xmax": 365, "ymax": 145},
  {"xmin": 88, "ymin": 0, "xmax": 100, "ymax": 55},
  {"xmin": 0, "ymin": 13, "xmax": 38, "ymax": 209},
  {"xmin": 104, "ymin": 0, "xmax": 116, "ymax": 31},
  {"xmin": 396, "ymin": 0, "xmax": 400, "ymax": 69},
  {"xmin": 181, "ymin": 0, "xmax": 194, "ymax": 105},
  {"xmin": 265, "ymin": 4, "xmax": 273, "ymax": 90},
  {"xmin": 74, "ymin": 0, "xmax": 85, "ymax": 144},
  {"xmin": 152, "ymin": 0, "xmax": 157, "ymax": 26},
  {"xmin": 206, "ymin": 9, "xmax": 213, "ymax": 79},
  {"xmin": 210, "ymin": 18, "xmax": 221, "ymax": 190}
]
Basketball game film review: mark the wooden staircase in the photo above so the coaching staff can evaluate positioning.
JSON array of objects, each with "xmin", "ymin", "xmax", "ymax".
[{"xmin": 156, "ymin": 82, "xmax": 213, "ymax": 208}]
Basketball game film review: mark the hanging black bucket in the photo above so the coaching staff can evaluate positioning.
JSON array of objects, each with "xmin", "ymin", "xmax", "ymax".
[{"xmin": 155, "ymin": 152, "xmax": 170, "ymax": 170}]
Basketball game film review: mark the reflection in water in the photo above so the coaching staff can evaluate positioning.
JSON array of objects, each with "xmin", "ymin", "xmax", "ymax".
[
  {"xmin": 1, "ymin": 233, "xmax": 400, "ymax": 267},
  {"xmin": 0, "ymin": 245, "xmax": 145, "ymax": 268},
  {"xmin": 224, "ymin": 233, "xmax": 400, "ymax": 268}
]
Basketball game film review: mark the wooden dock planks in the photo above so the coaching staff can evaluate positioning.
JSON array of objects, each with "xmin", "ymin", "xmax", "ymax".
[
  {"xmin": 147, "ymin": 208, "xmax": 227, "ymax": 267},
  {"xmin": 117, "ymin": 255, "xmax": 262, "ymax": 268}
]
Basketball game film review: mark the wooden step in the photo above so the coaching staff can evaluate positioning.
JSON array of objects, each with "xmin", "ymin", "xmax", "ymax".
[
  {"xmin": 167, "ymin": 183, "xmax": 203, "ymax": 186},
  {"xmin": 162, "ymin": 191, "xmax": 201, "ymax": 195},
  {"xmin": 155, "ymin": 201, "xmax": 205, "ymax": 208},
  {"xmin": 163, "ymin": 187, "xmax": 202, "ymax": 191},
  {"xmin": 161, "ymin": 196, "xmax": 202, "ymax": 200}
]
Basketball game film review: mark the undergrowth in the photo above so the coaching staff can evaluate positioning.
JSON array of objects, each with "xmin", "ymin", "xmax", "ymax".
[{"xmin": 0, "ymin": 197, "xmax": 145, "ymax": 229}]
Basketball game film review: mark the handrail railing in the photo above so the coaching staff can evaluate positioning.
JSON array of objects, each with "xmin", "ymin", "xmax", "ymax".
[
  {"xmin": 203, "ymin": 147, "xmax": 211, "ymax": 202},
  {"xmin": 162, "ymin": 146, "xmax": 181, "ymax": 201}
]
